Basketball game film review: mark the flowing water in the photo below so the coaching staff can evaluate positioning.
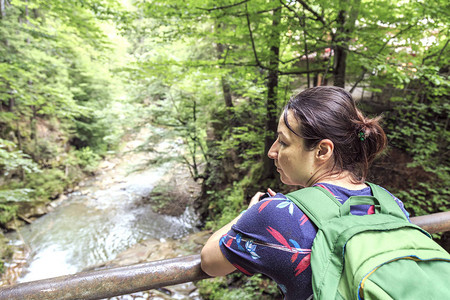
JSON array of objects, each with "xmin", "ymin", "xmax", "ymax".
[{"xmin": 6, "ymin": 132, "xmax": 200, "ymax": 287}]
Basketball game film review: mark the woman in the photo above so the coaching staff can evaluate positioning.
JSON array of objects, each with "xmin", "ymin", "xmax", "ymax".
[{"xmin": 201, "ymin": 86, "xmax": 409, "ymax": 299}]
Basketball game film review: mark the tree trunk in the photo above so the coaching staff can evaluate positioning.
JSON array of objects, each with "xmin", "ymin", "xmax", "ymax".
[
  {"xmin": 15, "ymin": 119, "xmax": 24, "ymax": 181},
  {"xmin": 333, "ymin": 0, "xmax": 361, "ymax": 88},
  {"xmin": 25, "ymin": 0, "xmax": 31, "ymax": 44},
  {"xmin": 334, "ymin": 40, "xmax": 347, "ymax": 88},
  {"xmin": 31, "ymin": 105, "xmax": 37, "ymax": 159},
  {"xmin": 0, "ymin": 0, "xmax": 5, "ymax": 18},
  {"xmin": 8, "ymin": 97, "xmax": 14, "ymax": 111},
  {"xmin": 301, "ymin": 10, "xmax": 311, "ymax": 88},
  {"xmin": 262, "ymin": 6, "xmax": 282, "ymax": 179},
  {"xmin": 333, "ymin": 9, "xmax": 347, "ymax": 88},
  {"xmin": 215, "ymin": 26, "xmax": 234, "ymax": 114},
  {"xmin": 220, "ymin": 76, "xmax": 233, "ymax": 109}
]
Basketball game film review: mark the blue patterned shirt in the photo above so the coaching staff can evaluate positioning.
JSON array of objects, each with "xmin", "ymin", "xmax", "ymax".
[{"xmin": 219, "ymin": 183, "xmax": 409, "ymax": 299}]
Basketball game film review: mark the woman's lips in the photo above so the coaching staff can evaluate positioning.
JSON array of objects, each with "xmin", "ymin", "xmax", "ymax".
[{"xmin": 275, "ymin": 162, "xmax": 281, "ymax": 172}]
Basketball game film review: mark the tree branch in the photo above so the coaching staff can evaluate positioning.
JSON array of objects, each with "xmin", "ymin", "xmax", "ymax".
[
  {"xmin": 279, "ymin": 0, "xmax": 310, "ymax": 86},
  {"xmin": 422, "ymin": 38, "xmax": 449, "ymax": 64},
  {"xmin": 218, "ymin": 61, "xmax": 325, "ymax": 75},
  {"xmin": 280, "ymin": 0, "xmax": 304, "ymax": 23},
  {"xmin": 436, "ymin": 38, "xmax": 449, "ymax": 63},
  {"xmin": 378, "ymin": 23, "xmax": 416, "ymax": 55},
  {"xmin": 277, "ymin": 56, "xmax": 303, "ymax": 65},
  {"xmin": 322, "ymin": 49, "xmax": 333, "ymax": 81},
  {"xmin": 295, "ymin": 0, "xmax": 328, "ymax": 28},
  {"xmin": 212, "ymin": 8, "xmax": 275, "ymax": 19},
  {"xmin": 196, "ymin": 0, "xmax": 250, "ymax": 12},
  {"xmin": 279, "ymin": 68, "xmax": 326, "ymax": 75},
  {"xmin": 350, "ymin": 23, "xmax": 417, "ymax": 92},
  {"xmin": 245, "ymin": 3, "xmax": 264, "ymax": 69},
  {"xmin": 349, "ymin": 67, "xmax": 367, "ymax": 93}
]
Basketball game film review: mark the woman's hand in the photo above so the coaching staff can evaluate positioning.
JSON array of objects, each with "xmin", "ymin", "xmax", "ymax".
[
  {"xmin": 248, "ymin": 188, "xmax": 276, "ymax": 208},
  {"xmin": 248, "ymin": 192, "xmax": 265, "ymax": 208}
]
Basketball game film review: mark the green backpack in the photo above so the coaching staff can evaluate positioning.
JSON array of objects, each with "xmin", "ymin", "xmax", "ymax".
[{"xmin": 286, "ymin": 182, "xmax": 450, "ymax": 300}]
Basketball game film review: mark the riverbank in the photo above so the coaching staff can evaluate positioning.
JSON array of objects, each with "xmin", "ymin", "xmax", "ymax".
[
  {"xmin": 0, "ymin": 127, "xmax": 207, "ymax": 294},
  {"xmin": 84, "ymin": 230, "xmax": 211, "ymax": 299}
]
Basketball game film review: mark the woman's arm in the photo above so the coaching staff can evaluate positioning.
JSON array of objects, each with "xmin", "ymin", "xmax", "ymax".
[
  {"xmin": 200, "ymin": 190, "xmax": 274, "ymax": 277},
  {"xmin": 200, "ymin": 213, "xmax": 245, "ymax": 277}
]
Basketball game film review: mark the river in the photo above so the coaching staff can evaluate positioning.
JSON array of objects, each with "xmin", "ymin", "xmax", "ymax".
[{"xmin": 6, "ymin": 129, "xmax": 201, "ymax": 297}]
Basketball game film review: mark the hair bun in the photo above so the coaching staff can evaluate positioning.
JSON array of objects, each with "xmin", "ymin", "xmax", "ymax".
[{"xmin": 353, "ymin": 111, "xmax": 382, "ymax": 138}]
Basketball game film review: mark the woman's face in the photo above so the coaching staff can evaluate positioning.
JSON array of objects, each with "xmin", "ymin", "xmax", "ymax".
[{"xmin": 268, "ymin": 110, "xmax": 318, "ymax": 186}]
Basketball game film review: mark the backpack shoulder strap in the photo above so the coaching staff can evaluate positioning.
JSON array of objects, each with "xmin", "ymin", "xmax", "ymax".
[
  {"xmin": 287, "ymin": 183, "xmax": 408, "ymax": 229},
  {"xmin": 365, "ymin": 182, "xmax": 409, "ymax": 221},
  {"xmin": 286, "ymin": 187, "xmax": 341, "ymax": 229}
]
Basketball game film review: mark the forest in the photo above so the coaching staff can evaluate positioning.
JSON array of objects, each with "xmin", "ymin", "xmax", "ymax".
[{"xmin": 0, "ymin": 0, "xmax": 448, "ymax": 298}]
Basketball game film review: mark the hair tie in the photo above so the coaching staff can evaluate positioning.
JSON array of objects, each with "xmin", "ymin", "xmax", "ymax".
[{"xmin": 358, "ymin": 131, "xmax": 366, "ymax": 141}]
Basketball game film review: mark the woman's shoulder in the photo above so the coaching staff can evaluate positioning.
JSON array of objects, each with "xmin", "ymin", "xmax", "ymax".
[
  {"xmin": 237, "ymin": 193, "xmax": 296, "ymax": 226},
  {"xmin": 233, "ymin": 193, "xmax": 318, "ymax": 241}
]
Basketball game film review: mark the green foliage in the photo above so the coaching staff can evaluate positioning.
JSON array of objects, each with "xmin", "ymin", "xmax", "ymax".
[
  {"xmin": 123, "ymin": 18, "xmax": 221, "ymax": 178},
  {"xmin": 0, "ymin": 189, "xmax": 34, "ymax": 203},
  {"xmin": 0, "ymin": 0, "xmax": 132, "ymax": 232},
  {"xmin": 197, "ymin": 273, "xmax": 281, "ymax": 300},
  {"xmin": 383, "ymin": 63, "xmax": 449, "ymax": 216},
  {"xmin": 23, "ymin": 168, "xmax": 68, "ymax": 200},
  {"xmin": 204, "ymin": 185, "xmax": 245, "ymax": 230},
  {"xmin": 0, "ymin": 0, "xmax": 129, "ymax": 155},
  {"xmin": 204, "ymin": 162, "xmax": 268, "ymax": 229},
  {"xmin": 68, "ymin": 48, "xmax": 126, "ymax": 153},
  {"xmin": 0, "ymin": 0, "xmax": 445, "ymax": 287},
  {"xmin": 396, "ymin": 185, "xmax": 449, "ymax": 216},
  {"xmin": 146, "ymin": 184, "xmax": 172, "ymax": 212},
  {"xmin": 0, "ymin": 138, "xmax": 38, "ymax": 225},
  {"xmin": 74, "ymin": 147, "xmax": 101, "ymax": 173},
  {"xmin": 0, "ymin": 203, "xmax": 19, "ymax": 225},
  {"xmin": 0, "ymin": 233, "xmax": 13, "ymax": 274},
  {"xmin": 0, "ymin": 139, "xmax": 40, "ymax": 176},
  {"xmin": 0, "ymin": 188, "xmax": 33, "ymax": 225},
  {"xmin": 130, "ymin": 0, "xmax": 449, "ymax": 227}
]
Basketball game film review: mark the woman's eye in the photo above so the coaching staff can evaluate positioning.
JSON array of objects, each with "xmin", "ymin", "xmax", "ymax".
[{"xmin": 278, "ymin": 138, "xmax": 286, "ymax": 146}]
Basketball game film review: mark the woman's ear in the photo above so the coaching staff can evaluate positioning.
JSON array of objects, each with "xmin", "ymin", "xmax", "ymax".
[{"xmin": 316, "ymin": 139, "xmax": 334, "ymax": 162}]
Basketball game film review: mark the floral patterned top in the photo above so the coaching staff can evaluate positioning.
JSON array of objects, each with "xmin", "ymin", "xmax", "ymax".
[{"xmin": 219, "ymin": 183, "xmax": 409, "ymax": 300}]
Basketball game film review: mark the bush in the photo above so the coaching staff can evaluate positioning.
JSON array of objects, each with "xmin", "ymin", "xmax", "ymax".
[
  {"xmin": 197, "ymin": 273, "xmax": 281, "ymax": 300},
  {"xmin": 24, "ymin": 168, "xmax": 68, "ymax": 200},
  {"xmin": 0, "ymin": 233, "xmax": 13, "ymax": 274},
  {"xmin": 0, "ymin": 188, "xmax": 33, "ymax": 225},
  {"xmin": 74, "ymin": 147, "xmax": 101, "ymax": 173},
  {"xmin": 384, "ymin": 75, "xmax": 449, "ymax": 217}
]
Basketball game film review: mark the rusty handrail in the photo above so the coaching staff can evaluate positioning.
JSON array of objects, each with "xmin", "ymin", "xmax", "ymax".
[
  {"xmin": 410, "ymin": 211, "xmax": 450, "ymax": 234},
  {"xmin": 0, "ymin": 211, "xmax": 449, "ymax": 300},
  {"xmin": 0, "ymin": 255, "xmax": 210, "ymax": 300}
]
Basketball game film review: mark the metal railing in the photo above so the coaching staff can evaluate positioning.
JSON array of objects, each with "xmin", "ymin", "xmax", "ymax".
[{"xmin": 1, "ymin": 211, "xmax": 449, "ymax": 300}]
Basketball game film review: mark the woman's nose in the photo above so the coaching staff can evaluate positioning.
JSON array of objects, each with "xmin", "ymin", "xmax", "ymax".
[{"xmin": 267, "ymin": 140, "xmax": 278, "ymax": 159}]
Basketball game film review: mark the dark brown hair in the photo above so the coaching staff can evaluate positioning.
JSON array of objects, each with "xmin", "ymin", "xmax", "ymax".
[{"xmin": 284, "ymin": 86, "xmax": 387, "ymax": 183}]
